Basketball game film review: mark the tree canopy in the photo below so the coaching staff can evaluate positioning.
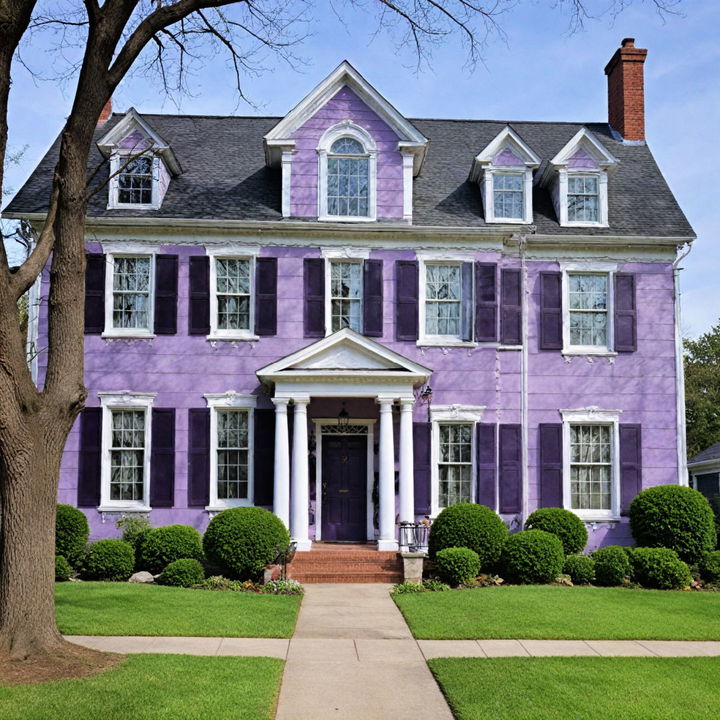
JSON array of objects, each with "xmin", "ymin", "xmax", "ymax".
[{"xmin": 685, "ymin": 322, "xmax": 720, "ymax": 458}]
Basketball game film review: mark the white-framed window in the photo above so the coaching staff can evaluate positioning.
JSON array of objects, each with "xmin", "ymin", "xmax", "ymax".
[
  {"xmin": 425, "ymin": 263, "xmax": 462, "ymax": 338},
  {"xmin": 108, "ymin": 152, "xmax": 160, "ymax": 210},
  {"xmin": 205, "ymin": 393, "xmax": 256, "ymax": 510},
  {"xmin": 493, "ymin": 173, "xmax": 525, "ymax": 220},
  {"xmin": 567, "ymin": 175, "xmax": 599, "ymax": 223},
  {"xmin": 329, "ymin": 260, "xmax": 363, "ymax": 332},
  {"xmin": 98, "ymin": 392, "xmax": 155, "ymax": 512}
]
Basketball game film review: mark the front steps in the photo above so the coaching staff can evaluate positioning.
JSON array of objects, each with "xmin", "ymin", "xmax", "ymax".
[{"xmin": 288, "ymin": 543, "xmax": 403, "ymax": 583}]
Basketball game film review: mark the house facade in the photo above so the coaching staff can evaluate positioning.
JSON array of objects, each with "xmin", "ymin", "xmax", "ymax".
[{"xmin": 6, "ymin": 39, "xmax": 694, "ymax": 553}]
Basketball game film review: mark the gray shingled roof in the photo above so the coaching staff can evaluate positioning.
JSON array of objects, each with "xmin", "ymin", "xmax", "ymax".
[
  {"xmin": 4, "ymin": 112, "xmax": 694, "ymax": 237},
  {"xmin": 689, "ymin": 442, "xmax": 720, "ymax": 466}
]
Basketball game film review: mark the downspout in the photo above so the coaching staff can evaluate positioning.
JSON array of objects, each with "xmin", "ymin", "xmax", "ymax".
[
  {"xmin": 519, "ymin": 234, "xmax": 529, "ymax": 523},
  {"xmin": 672, "ymin": 241, "xmax": 693, "ymax": 486}
]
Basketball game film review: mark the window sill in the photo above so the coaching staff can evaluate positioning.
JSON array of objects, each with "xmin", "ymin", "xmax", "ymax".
[
  {"xmin": 560, "ymin": 221, "xmax": 609, "ymax": 229},
  {"xmin": 562, "ymin": 349, "xmax": 617, "ymax": 357},
  {"xmin": 486, "ymin": 217, "xmax": 530, "ymax": 225},
  {"xmin": 205, "ymin": 503, "xmax": 252, "ymax": 512},
  {"xmin": 207, "ymin": 334, "xmax": 260, "ymax": 343},
  {"xmin": 101, "ymin": 332, "xmax": 156, "ymax": 340},
  {"xmin": 577, "ymin": 516, "xmax": 622, "ymax": 524},
  {"xmin": 417, "ymin": 339, "xmax": 477, "ymax": 349},
  {"xmin": 317, "ymin": 215, "xmax": 376, "ymax": 223},
  {"xmin": 97, "ymin": 505, "xmax": 151, "ymax": 514},
  {"xmin": 498, "ymin": 344, "xmax": 523, "ymax": 351}
]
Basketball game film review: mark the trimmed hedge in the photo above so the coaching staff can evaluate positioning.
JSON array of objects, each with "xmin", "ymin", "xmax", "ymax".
[
  {"xmin": 629, "ymin": 485, "xmax": 715, "ymax": 563},
  {"xmin": 138, "ymin": 525, "xmax": 204, "ymax": 575},
  {"xmin": 55, "ymin": 504, "xmax": 89, "ymax": 566},
  {"xmin": 82, "ymin": 539, "xmax": 135, "ymax": 581},
  {"xmin": 203, "ymin": 507, "xmax": 290, "ymax": 581},
  {"xmin": 630, "ymin": 547, "xmax": 692, "ymax": 590},
  {"xmin": 428, "ymin": 503, "xmax": 508, "ymax": 571},
  {"xmin": 525, "ymin": 508, "xmax": 588, "ymax": 555},
  {"xmin": 592, "ymin": 545, "xmax": 631, "ymax": 586},
  {"xmin": 435, "ymin": 547, "xmax": 481, "ymax": 586},
  {"xmin": 500, "ymin": 530, "xmax": 564, "ymax": 584},
  {"xmin": 55, "ymin": 555, "xmax": 72, "ymax": 582},
  {"xmin": 158, "ymin": 558, "xmax": 205, "ymax": 588},
  {"xmin": 699, "ymin": 550, "xmax": 720, "ymax": 585},
  {"xmin": 563, "ymin": 554, "xmax": 595, "ymax": 585}
]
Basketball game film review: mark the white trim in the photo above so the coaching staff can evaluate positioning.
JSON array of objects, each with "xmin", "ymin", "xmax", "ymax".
[
  {"xmin": 418, "ymin": 257, "xmax": 471, "ymax": 345},
  {"xmin": 673, "ymin": 244, "xmax": 692, "ymax": 486},
  {"xmin": 480, "ymin": 168, "xmax": 534, "ymax": 225},
  {"xmin": 430, "ymin": 405, "xmax": 485, "ymax": 423},
  {"xmin": 107, "ymin": 152, "xmax": 162, "ymax": 211},
  {"xmin": 549, "ymin": 127, "xmax": 619, "ymax": 168},
  {"xmin": 320, "ymin": 246, "xmax": 371, "ymax": 260},
  {"xmin": 472, "ymin": 125, "xmax": 541, "ymax": 171},
  {"xmin": 102, "ymin": 251, "xmax": 156, "ymax": 339},
  {"xmin": 101, "ymin": 241, "xmax": 160, "ymax": 256},
  {"xmin": 402, "ymin": 153, "xmax": 414, "ymax": 223},
  {"xmin": 281, "ymin": 150, "xmax": 294, "ymax": 218}
]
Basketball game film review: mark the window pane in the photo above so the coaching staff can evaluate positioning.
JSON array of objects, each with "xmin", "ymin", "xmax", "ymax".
[
  {"xmin": 216, "ymin": 411, "xmax": 249, "ymax": 501},
  {"xmin": 330, "ymin": 137, "xmax": 364, "ymax": 154},
  {"xmin": 568, "ymin": 176, "xmax": 599, "ymax": 222},
  {"xmin": 112, "ymin": 257, "xmax": 151, "ymax": 330},
  {"xmin": 327, "ymin": 145, "xmax": 369, "ymax": 217},
  {"xmin": 493, "ymin": 173, "xmax": 524, "ymax": 220},
  {"xmin": 568, "ymin": 274, "xmax": 608, "ymax": 347},
  {"xmin": 118, "ymin": 157, "xmax": 153, "ymax": 205},
  {"xmin": 216, "ymin": 258, "xmax": 251, "ymax": 331},
  {"xmin": 110, "ymin": 409, "xmax": 145, "ymax": 502},
  {"xmin": 425, "ymin": 264, "xmax": 462, "ymax": 337},
  {"xmin": 570, "ymin": 424, "xmax": 612, "ymax": 511},
  {"xmin": 438, "ymin": 423, "xmax": 473, "ymax": 508}
]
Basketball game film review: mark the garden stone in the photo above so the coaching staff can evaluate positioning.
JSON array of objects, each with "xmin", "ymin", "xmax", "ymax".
[
  {"xmin": 129, "ymin": 571, "xmax": 155, "ymax": 584},
  {"xmin": 402, "ymin": 554, "xmax": 424, "ymax": 584}
]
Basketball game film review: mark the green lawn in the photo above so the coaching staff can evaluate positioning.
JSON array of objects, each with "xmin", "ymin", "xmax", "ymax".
[
  {"xmin": 0, "ymin": 655, "xmax": 282, "ymax": 720},
  {"xmin": 394, "ymin": 586, "xmax": 720, "ymax": 640},
  {"xmin": 56, "ymin": 582, "xmax": 301, "ymax": 637},
  {"xmin": 429, "ymin": 657, "xmax": 720, "ymax": 720}
]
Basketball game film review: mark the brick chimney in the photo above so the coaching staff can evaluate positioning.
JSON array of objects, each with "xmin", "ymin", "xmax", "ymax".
[
  {"xmin": 98, "ymin": 98, "xmax": 112, "ymax": 125},
  {"xmin": 604, "ymin": 38, "xmax": 648, "ymax": 141}
]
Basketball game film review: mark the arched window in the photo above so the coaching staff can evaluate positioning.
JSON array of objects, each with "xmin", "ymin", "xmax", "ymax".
[{"xmin": 326, "ymin": 137, "xmax": 370, "ymax": 217}]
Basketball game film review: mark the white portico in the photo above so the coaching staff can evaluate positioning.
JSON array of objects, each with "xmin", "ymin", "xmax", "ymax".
[{"xmin": 257, "ymin": 328, "xmax": 432, "ymax": 551}]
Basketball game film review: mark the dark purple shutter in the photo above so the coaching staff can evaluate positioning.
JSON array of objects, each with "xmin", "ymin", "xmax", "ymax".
[
  {"xmin": 477, "ymin": 423, "xmax": 497, "ymax": 509},
  {"xmin": 150, "ymin": 408, "xmax": 175, "ymax": 507},
  {"xmin": 539, "ymin": 424, "xmax": 563, "ymax": 507},
  {"xmin": 500, "ymin": 269, "xmax": 522, "ymax": 345},
  {"xmin": 84, "ymin": 253, "xmax": 106, "ymax": 334},
  {"xmin": 78, "ymin": 407, "xmax": 102, "ymax": 506},
  {"xmin": 475, "ymin": 263, "xmax": 497, "ymax": 342},
  {"xmin": 413, "ymin": 422, "xmax": 431, "ymax": 515},
  {"xmin": 363, "ymin": 259, "xmax": 384, "ymax": 337},
  {"xmin": 304, "ymin": 258, "xmax": 325, "ymax": 338},
  {"xmin": 253, "ymin": 409, "xmax": 275, "ymax": 506},
  {"xmin": 154, "ymin": 255, "xmax": 178, "ymax": 335},
  {"xmin": 255, "ymin": 257, "xmax": 278, "ymax": 336},
  {"xmin": 396, "ymin": 260, "xmax": 419, "ymax": 341},
  {"xmin": 614, "ymin": 273, "xmax": 637, "ymax": 353},
  {"xmin": 539, "ymin": 272, "xmax": 562, "ymax": 350},
  {"xmin": 188, "ymin": 408, "xmax": 210, "ymax": 506},
  {"xmin": 461, "ymin": 262, "xmax": 474, "ymax": 342},
  {"xmin": 188, "ymin": 256, "xmax": 210, "ymax": 335},
  {"xmin": 499, "ymin": 424, "xmax": 522, "ymax": 514},
  {"xmin": 620, "ymin": 424, "xmax": 642, "ymax": 514}
]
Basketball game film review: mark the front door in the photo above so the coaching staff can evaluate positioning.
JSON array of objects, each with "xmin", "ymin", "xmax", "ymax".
[{"xmin": 321, "ymin": 434, "xmax": 367, "ymax": 541}]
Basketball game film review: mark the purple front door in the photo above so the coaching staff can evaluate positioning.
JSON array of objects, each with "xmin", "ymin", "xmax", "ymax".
[{"xmin": 321, "ymin": 435, "xmax": 367, "ymax": 541}]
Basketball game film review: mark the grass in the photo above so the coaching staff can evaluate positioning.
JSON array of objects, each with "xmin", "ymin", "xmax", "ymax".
[
  {"xmin": 56, "ymin": 582, "xmax": 301, "ymax": 637},
  {"xmin": 0, "ymin": 655, "xmax": 282, "ymax": 720},
  {"xmin": 429, "ymin": 657, "xmax": 720, "ymax": 720},
  {"xmin": 394, "ymin": 585, "xmax": 720, "ymax": 640}
]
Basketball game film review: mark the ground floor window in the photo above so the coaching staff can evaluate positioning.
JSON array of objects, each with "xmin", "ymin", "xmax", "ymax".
[
  {"xmin": 437, "ymin": 423, "xmax": 474, "ymax": 509},
  {"xmin": 569, "ymin": 424, "xmax": 612, "ymax": 511},
  {"xmin": 216, "ymin": 409, "xmax": 249, "ymax": 501},
  {"xmin": 109, "ymin": 409, "xmax": 146, "ymax": 502}
]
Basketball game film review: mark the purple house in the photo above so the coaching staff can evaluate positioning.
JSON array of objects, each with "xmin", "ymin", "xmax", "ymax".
[{"xmin": 6, "ymin": 39, "xmax": 694, "ymax": 558}]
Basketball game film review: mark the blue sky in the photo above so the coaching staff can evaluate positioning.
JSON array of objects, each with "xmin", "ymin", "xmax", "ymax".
[{"xmin": 3, "ymin": 0, "xmax": 718, "ymax": 337}]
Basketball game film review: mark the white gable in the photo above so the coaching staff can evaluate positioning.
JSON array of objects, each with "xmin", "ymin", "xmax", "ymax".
[
  {"xmin": 549, "ymin": 127, "xmax": 618, "ymax": 169},
  {"xmin": 470, "ymin": 125, "xmax": 540, "ymax": 182}
]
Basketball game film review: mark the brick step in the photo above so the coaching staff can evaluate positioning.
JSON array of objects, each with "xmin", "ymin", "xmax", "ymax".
[
  {"xmin": 292, "ymin": 551, "xmax": 399, "ymax": 562},
  {"xmin": 291, "ymin": 571, "xmax": 404, "ymax": 583},
  {"xmin": 291, "ymin": 563, "xmax": 401, "ymax": 575}
]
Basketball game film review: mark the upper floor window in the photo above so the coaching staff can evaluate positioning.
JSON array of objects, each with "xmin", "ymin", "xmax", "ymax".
[
  {"xmin": 118, "ymin": 157, "xmax": 153, "ymax": 205},
  {"xmin": 567, "ymin": 273, "xmax": 608, "ymax": 349},
  {"xmin": 330, "ymin": 260, "xmax": 363, "ymax": 332},
  {"xmin": 216, "ymin": 258, "xmax": 251, "ymax": 332},
  {"xmin": 567, "ymin": 175, "xmax": 599, "ymax": 223},
  {"xmin": 425, "ymin": 264, "xmax": 462, "ymax": 338},
  {"xmin": 108, "ymin": 255, "xmax": 154, "ymax": 336},
  {"xmin": 493, "ymin": 173, "xmax": 524, "ymax": 220}
]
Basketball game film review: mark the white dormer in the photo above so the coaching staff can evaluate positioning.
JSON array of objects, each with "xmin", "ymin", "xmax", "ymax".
[
  {"xmin": 97, "ymin": 108, "xmax": 181, "ymax": 210},
  {"xmin": 470, "ymin": 126, "xmax": 540, "ymax": 225},
  {"xmin": 542, "ymin": 127, "xmax": 618, "ymax": 228}
]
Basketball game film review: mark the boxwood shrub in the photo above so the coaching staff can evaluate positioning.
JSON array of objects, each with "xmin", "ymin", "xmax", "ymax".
[
  {"xmin": 138, "ymin": 524, "xmax": 204, "ymax": 574},
  {"xmin": 500, "ymin": 530, "xmax": 564, "ymax": 584},
  {"xmin": 428, "ymin": 503, "xmax": 507, "ymax": 571},
  {"xmin": 435, "ymin": 547, "xmax": 481, "ymax": 586},
  {"xmin": 629, "ymin": 485, "xmax": 715, "ymax": 563},
  {"xmin": 55, "ymin": 504, "xmax": 89, "ymax": 566},
  {"xmin": 158, "ymin": 558, "xmax": 205, "ymax": 588},
  {"xmin": 563, "ymin": 554, "xmax": 595, "ymax": 585},
  {"xmin": 55, "ymin": 555, "xmax": 72, "ymax": 582},
  {"xmin": 203, "ymin": 507, "xmax": 290, "ymax": 581},
  {"xmin": 82, "ymin": 539, "xmax": 135, "ymax": 581},
  {"xmin": 699, "ymin": 550, "xmax": 720, "ymax": 585},
  {"xmin": 525, "ymin": 508, "xmax": 588, "ymax": 555},
  {"xmin": 592, "ymin": 545, "xmax": 631, "ymax": 586},
  {"xmin": 630, "ymin": 547, "xmax": 692, "ymax": 590}
]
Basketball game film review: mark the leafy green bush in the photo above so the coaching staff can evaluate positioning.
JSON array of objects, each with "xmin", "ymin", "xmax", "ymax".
[
  {"xmin": 428, "ymin": 503, "xmax": 508, "ymax": 571},
  {"xmin": 116, "ymin": 515, "xmax": 151, "ymax": 551},
  {"xmin": 158, "ymin": 558, "xmax": 205, "ymax": 588},
  {"xmin": 138, "ymin": 524, "xmax": 204, "ymax": 575},
  {"xmin": 592, "ymin": 545, "xmax": 631, "ymax": 586},
  {"xmin": 392, "ymin": 581, "xmax": 427, "ymax": 595},
  {"xmin": 630, "ymin": 547, "xmax": 692, "ymax": 590},
  {"xmin": 699, "ymin": 550, "xmax": 720, "ymax": 584},
  {"xmin": 203, "ymin": 507, "xmax": 290, "ymax": 581},
  {"xmin": 629, "ymin": 485, "xmax": 715, "ymax": 563},
  {"xmin": 55, "ymin": 504, "xmax": 89, "ymax": 566},
  {"xmin": 435, "ymin": 547, "xmax": 481, "ymax": 586},
  {"xmin": 422, "ymin": 578, "xmax": 451, "ymax": 592},
  {"xmin": 525, "ymin": 508, "xmax": 588, "ymax": 555},
  {"xmin": 260, "ymin": 579, "xmax": 304, "ymax": 595},
  {"xmin": 55, "ymin": 555, "xmax": 72, "ymax": 582},
  {"xmin": 500, "ymin": 530, "xmax": 564, "ymax": 584},
  {"xmin": 563, "ymin": 554, "xmax": 595, "ymax": 585},
  {"xmin": 82, "ymin": 539, "xmax": 134, "ymax": 581},
  {"xmin": 710, "ymin": 494, "xmax": 720, "ymax": 549}
]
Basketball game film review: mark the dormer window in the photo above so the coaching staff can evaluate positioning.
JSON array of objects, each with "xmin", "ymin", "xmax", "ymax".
[
  {"xmin": 493, "ymin": 173, "xmax": 525, "ymax": 220},
  {"xmin": 118, "ymin": 156, "xmax": 154, "ymax": 205},
  {"xmin": 567, "ymin": 175, "xmax": 599, "ymax": 223}
]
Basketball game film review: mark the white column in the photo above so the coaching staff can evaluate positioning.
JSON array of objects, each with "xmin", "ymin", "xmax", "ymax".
[
  {"xmin": 290, "ymin": 397, "xmax": 311, "ymax": 551},
  {"xmin": 377, "ymin": 397, "xmax": 398, "ymax": 551},
  {"xmin": 398, "ymin": 398, "xmax": 415, "ymax": 525},
  {"xmin": 271, "ymin": 398, "xmax": 290, "ymax": 529}
]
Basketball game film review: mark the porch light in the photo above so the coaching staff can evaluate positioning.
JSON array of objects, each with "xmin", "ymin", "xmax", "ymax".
[{"xmin": 337, "ymin": 405, "xmax": 350, "ymax": 428}]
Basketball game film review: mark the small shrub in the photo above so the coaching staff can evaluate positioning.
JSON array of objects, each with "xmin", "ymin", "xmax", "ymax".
[
  {"xmin": 629, "ymin": 485, "xmax": 715, "ymax": 563},
  {"xmin": 563, "ymin": 554, "xmax": 595, "ymax": 585},
  {"xmin": 82, "ymin": 539, "xmax": 134, "ymax": 581},
  {"xmin": 422, "ymin": 578, "xmax": 451, "ymax": 592},
  {"xmin": 158, "ymin": 558, "xmax": 205, "ymax": 588},
  {"xmin": 428, "ymin": 503, "xmax": 508, "ymax": 571},
  {"xmin": 260, "ymin": 579, "xmax": 304, "ymax": 595},
  {"xmin": 203, "ymin": 507, "xmax": 290, "ymax": 581},
  {"xmin": 138, "ymin": 524, "xmax": 204, "ymax": 575},
  {"xmin": 392, "ymin": 581, "xmax": 426, "ymax": 595},
  {"xmin": 435, "ymin": 547, "xmax": 481, "ymax": 586},
  {"xmin": 116, "ymin": 515, "xmax": 151, "ymax": 551},
  {"xmin": 525, "ymin": 508, "xmax": 588, "ymax": 555},
  {"xmin": 630, "ymin": 547, "xmax": 692, "ymax": 590},
  {"xmin": 55, "ymin": 504, "xmax": 89, "ymax": 566},
  {"xmin": 55, "ymin": 555, "xmax": 72, "ymax": 582},
  {"xmin": 592, "ymin": 545, "xmax": 631, "ymax": 586},
  {"xmin": 196, "ymin": 575, "xmax": 242, "ymax": 591},
  {"xmin": 699, "ymin": 550, "xmax": 720, "ymax": 585},
  {"xmin": 500, "ymin": 530, "xmax": 564, "ymax": 584}
]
